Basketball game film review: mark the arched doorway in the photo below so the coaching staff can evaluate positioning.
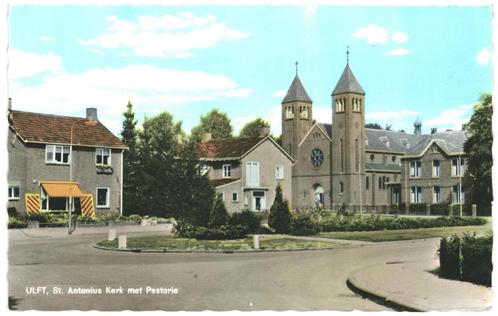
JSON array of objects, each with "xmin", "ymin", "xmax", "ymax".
[{"xmin": 312, "ymin": 184, "xmax": 324, "ymax": 209}]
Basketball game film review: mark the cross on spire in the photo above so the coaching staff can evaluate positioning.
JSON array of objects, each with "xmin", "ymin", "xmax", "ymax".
[
  {"xmin": 295, "ymin": 61, "xmax": 299, "ymax": 75},
  {"xmin": 346, "ymin": 46, "xmax": 350, "ymax": 64}
]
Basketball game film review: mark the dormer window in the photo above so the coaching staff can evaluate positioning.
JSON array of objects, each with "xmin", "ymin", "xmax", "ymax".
[
  {"xmin": 46, "ymin": 145, "xmax": 70, "ymax": 164},
  {"xmin": 96, "ymin": 148, "xmax": 111, "ymax": 166},
  {"xmin": 431, "ymin": 144, "xmax": 438, "ymax": 153}
]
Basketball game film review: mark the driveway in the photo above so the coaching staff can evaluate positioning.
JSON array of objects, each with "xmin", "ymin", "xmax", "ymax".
[{"xmin": 8, "ymin": 225, "xmax": 439, "ymax": 311}]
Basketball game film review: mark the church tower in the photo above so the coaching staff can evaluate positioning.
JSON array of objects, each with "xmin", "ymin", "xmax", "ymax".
[
  {"xmin": 281, "ymin": 64, "xmax": 313, "ymax": 158},
  {"xmin": 331, "ymin": 59, "xmax": 366, "ymax": 209}
]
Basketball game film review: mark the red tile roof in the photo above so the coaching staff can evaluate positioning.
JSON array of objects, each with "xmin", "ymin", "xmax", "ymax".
[
  {"xmin": 8, "ymin": 110, "xmax": 126, "ymax": 149},
  {"xmin": 196, "ymin": 137, "xmax": 264, "ymax": 159}
]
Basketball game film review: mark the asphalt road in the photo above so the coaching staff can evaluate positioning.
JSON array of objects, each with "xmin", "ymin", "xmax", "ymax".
[{"xmin": 8, "ymin": 226, "xmax": 439, "ymax": 311}]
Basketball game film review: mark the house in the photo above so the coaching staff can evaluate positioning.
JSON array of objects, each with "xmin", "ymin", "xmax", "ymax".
[
  {"xmin": 7, "ymin": 105, "xmax": 127, "ymax": 217},
  {"xmin": 196, "ymin": 132, "xmax": 294, "ymax": 213},
  {"xmin": 281, "ymin": 61, "xmax": 470, "ymax": 211}
]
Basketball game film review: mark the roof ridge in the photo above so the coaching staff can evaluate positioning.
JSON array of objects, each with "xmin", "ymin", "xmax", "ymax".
[{"xmin": 9, "ymin": 109, "xmax": 86, "ymax": 120}]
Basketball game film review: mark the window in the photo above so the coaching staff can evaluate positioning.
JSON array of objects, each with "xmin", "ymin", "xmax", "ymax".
[
  {"xmin": 40, "ymin": 188, "xmax": 81, "ymax": 212},
  {"xmin": 432, "ymin": 160, "xmax": 440, "ymax": 177},
  {"xmin": 392, "ymin": 156, "xmax": 396, "ymax": 163},
  {"xmin": 335, "ymin": 99, "xmax": 345, "ymax": 112},
  {"xmin": 223, "ymin": 164, "xmax": 231, "ymax": 178},
  {"xmin": 96, "ymin": 148, "xmax": 111, "ymax": 166},
  {"xmin": 245, "ymin": 162, "xmax": 260, "ymax": 187},
  {"xmin": 378, "ymin": 177, "xmax": 382, "ymax": 190},
  {"xmin": 370, "ymin": 154, "xmax": 375, "ymax": 162},
  {"xmin": 366, "ymin": 176, "xmax": 369, "ymax": 190},
  {"xmin": 232, "ymin": 192, "xmax": 239, "ymax": 203},
  {"xmin": 410, "ymin": 186, "xmax": 422, "ymax": 203},
  {"xmin": 352, "ymin": 98, "xmax": 361, "ymax": 112},
  {"xmin": 96, "ymin": 187, "xmax": 110, "ymax": 208},
  {"xmin": 285, "ymin": 106, "xmax": 294, "ymax": 119},
  {"xmin": 8, "ymin": 185, "xmax": 20, "ymax": 200},
  {"xmin": 339, "ymin": 182, "xmax": 344, "ymax": 194},
  {"xmin": 433, "ymin": 186, "xmax": 441, "ymax": 203},
  {"xmin": 452, "ymin": 158, "xmax": 465, "ymax": 176},
  {"xmin": 300, "ymin": 106, "xmax": 309, "ymax": 119},
  {"xmin": 275, "ymin": 166, "xmax": 284, "ymax": 180},
  {"xmin": 431, "ymin": 144, "xmax": 439, "ymax": 153},
  {"xmin": 452, "ymin": 184, "xmax": 465, "ymax": 204},
  {"xmin": 46, "ymin": 145, "xmax": 70, "ymax": 164},
  {"xmin": 410, "ymin": 160, "xmax": 422, "ymax": 178}
]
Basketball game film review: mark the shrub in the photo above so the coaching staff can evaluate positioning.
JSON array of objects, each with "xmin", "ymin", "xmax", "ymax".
[
  {"xmin": 290, "ymin": 213, "xmax": 319, "ymax": 236},
  {"xmin": 228, "ymin": 209, "xmax": 261, "ymax": 234},
  {"xmin": 209, "ymin": 194, "xmax": 229, "ymax": 228},
  {"xmin": 438, "ymin": 236, "xmax": 461, "ymax": 279},
  {"xmin": 268, "ymin": 184, "xmax": 291, "ymax": 234},
  {"xmin": 193, "ymin": 225, "xmax": 247, "ymax": 240},
  {"xmin": 461, "ymin": 233, "xmax": 492, "ymax": 286},
  {"xmin": 26, "ymin": 213, "xmax": 48, "ymax": 223}
]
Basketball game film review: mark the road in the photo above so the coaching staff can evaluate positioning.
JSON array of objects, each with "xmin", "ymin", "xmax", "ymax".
[{"xmin": 8, "ymin": 225, "xmax": 440, "ymax": 311}]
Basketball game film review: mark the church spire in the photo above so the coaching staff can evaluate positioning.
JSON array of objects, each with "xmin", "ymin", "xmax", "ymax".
[
  {"xmin": 331, "ymin": 63, "xmax": 365, "ymax": 96},
  {"xmin": 282, "ymin": 63, "xmax": 312, "ymax": 104}
]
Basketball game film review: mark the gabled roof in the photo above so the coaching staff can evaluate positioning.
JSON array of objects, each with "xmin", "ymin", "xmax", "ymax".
[
  {"xmin": 196, "ymin": 136, "xmax": 294, "ymax": 162},
  {"xmin": 403, "ymin": 130, "xmax": 469, "ymax": 158},
  {"xmin": 282, "ymin": 74, "xmax": 313, "ymax": 104},
  {"xmin": 8, "ymin": 110, "xmax": 126, "ymax": 149},
  {"xmin": 210, "ymin": 178, "xmax": 241, "ymax": 188},
  {"xmin": 332, "ymin": 64, "xmax": 365, "ymax": 96}
]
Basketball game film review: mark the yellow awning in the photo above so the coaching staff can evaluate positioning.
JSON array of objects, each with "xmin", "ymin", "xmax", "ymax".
[{"xmin": 41, "ymin": 181, "xmax": 83, "ymax": 197}]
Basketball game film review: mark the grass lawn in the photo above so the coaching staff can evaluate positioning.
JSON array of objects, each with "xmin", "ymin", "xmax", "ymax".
[
  {"xmin": 97, "ymin": 235, "xmax": 341, "ymax": 251},
  {"xmin": 316, "ymin": 222, "xmax": 492, "ymax": 242}
]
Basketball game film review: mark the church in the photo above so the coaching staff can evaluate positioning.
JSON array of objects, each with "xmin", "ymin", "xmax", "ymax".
[{"xmin": 281, "ymin": 60, "xmax": 469, "ymax": 212}]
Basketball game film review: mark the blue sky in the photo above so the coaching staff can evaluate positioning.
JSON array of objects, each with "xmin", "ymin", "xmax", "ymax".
[{"xmin": 8, "ymin": 5, "xmax": 493, "ymax": 136}]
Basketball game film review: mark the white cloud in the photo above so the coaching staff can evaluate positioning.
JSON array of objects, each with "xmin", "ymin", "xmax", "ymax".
[
  {"xmin": 87, "ymin": 48, "xmax": 106, "ymax": 56},
  {"xmin": 39, "ymin": 35, "xmax": 55, "ymax": 42},
  {"xmin": 353, "ymin": 24, "xmax": 389, "ymax": 44},
  {"xmin": 476, "ymin": 48, "xmax": 491, "ymax": 65},
  {"xmin": 77, "ymin": 13, "xmax": 249, "ymax": 58},
  {"xmin": 385, "ymin": 48, "xmax": 412, "ymax": 56},
  {"xmin": 8, "ymin": 49, "xmax": 63, "ymax": 79},
  {"xmin": 366, "ymin": 109, "xmax": 418, "ymax": 131},
  {"xmin": 390, "ymin": 31, "xmax": 408, "ymax": 43},
  {"xmin": 272, "ymin": 89, "xmax": 287, "ymax": 98},
  {"xmin": 10, "ymin": 65, "xmax": 252, "ymax": 134},
  {"xmin": 423, "ymin": 104, "xmax": 473, "ymax": 130}
]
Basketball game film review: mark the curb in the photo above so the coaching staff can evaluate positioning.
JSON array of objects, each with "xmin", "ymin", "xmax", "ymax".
[
  {"xmin": 92, "ymin": 243, "xmax": 343, "ymax": 254},
  {"xmin": 346, "ymin": 269, "xmax": 424, "ymax": 312}
]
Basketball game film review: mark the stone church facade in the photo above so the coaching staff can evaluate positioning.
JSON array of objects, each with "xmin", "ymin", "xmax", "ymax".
[{"xmin": 282, "ymin": 62, "xmax": 469, "ymax": 211}]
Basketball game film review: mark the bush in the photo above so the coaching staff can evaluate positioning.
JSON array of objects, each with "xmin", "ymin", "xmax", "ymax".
[
  {"xmin": 228, "ymin": 209, "xmax": 261, "ymax": 234},
  {"xmin": 209, "ymin": 194, "xmax": 229, "ymax": 228},
  {"xmin": 268, "ymin": 184, "xmax": 291, "ymax": 234},
  {"xmin": 26, "ymin": 213, "xmax": 48, "ymax": 223},
  {"xmin": 172, "ymin": 220, "xmax": 196, "ymax": 238},
  {"xmin": 290, "ymin": 214, "xmax": 319, "ymax": 236},
  {"xmin": 193, "ymin": 225, "xmax": 247, "ymax": 240},
  {"xmin": 461, "ymin": 233, "xmax": 492, "ymax": 286},
  {"xmin": 127, "ymin": 214, "xmax": 142, "ymax": 223},
  {"xmin": 438, "ymin": 236, "xmax": 461, "ymax": 279}
]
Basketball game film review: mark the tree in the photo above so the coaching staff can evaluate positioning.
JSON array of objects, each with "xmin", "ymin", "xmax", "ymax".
[
  {"xmin": 268, "ymin": 184, "xmax": 291, "ymax": 234},
  {"xmin": 239, "ymin": 118, "xmax": 270, "ymax": 137},
  {"xmin": 365, "ymin": 123, "xmax": 382, "ymax": 129},
  {"xmin": 463, "ymin": 93, "xmax": 493, "ymax": 215},
  {"xmin": 191, "ymin": 109, "xmax": 233, "ymax": 142},
  {"xmin": 120, "ymin": 101, "xmax": 139, "ymax": 215},
  {"xmin": 209, "ymin": 194, "xmax": 229, "ymax": 228}
]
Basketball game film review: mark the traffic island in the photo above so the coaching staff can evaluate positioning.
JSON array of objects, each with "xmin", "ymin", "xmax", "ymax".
[{"xmin": 94, "ymin": 235, "xmax": 344, "ymax": 253}]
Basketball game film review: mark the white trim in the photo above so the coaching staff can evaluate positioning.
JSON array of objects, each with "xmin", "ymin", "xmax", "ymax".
[
  {"xmin": 45, "ymin": 144, "xmax": 71, "ymax": 164},
  {"xmin": 222, "ymin": 164, "xmax": 232, "ymax": 178},
  {"xmin": 96, "ymin": 147, "xmax": 112, "ymax": 166},
  {"xmin": 8, "ymin": 185, "xmax": 20, "ymax": 201},
  {"xmin": 275, "ymin": 165, "xmax": 284, "ymax": 180},
  {"xmin": 96, "ymin": 187, "xmax": 110, "ymax": 208}
]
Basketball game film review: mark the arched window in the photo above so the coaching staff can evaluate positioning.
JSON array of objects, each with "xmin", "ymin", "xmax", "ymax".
[
  {"xmin": 366, "ymin": 176, "xmax": 370, "ymax": 190},
  {"xmin": 340, "ymin": 182, "xmax": 344, "ymax": 194},
  {"xmin": 340, "ymin": 139, "xmax": 344, "ymax": 172},
  {"xmin": 378, "ymin": 177, "xmax": 382, "ymax": 190},
  {"xmin": 355, "ymin": 138, "xmax": 359, "ymax": 172},
  {"xmin": 370, "ymin": 154, "xmax": 375, "ymax": 162}
]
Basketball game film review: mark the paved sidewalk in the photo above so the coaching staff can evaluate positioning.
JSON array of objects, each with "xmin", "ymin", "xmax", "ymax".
[
  {"xmin": 9, "ymin": 223, "xmax": 173, "ymax": 241},
  {"xmin": 347, "ymin": 258, "xmax": 492, "ymax": 311}
]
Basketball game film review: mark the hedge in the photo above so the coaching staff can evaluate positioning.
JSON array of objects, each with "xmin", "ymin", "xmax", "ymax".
[
  {"xmin": 438, "ymin": 234, "xmax": 492, "ymax": 286},
  {"xmin": 228, "ymin": 210, "xmax": 261, "ymax": 234}
]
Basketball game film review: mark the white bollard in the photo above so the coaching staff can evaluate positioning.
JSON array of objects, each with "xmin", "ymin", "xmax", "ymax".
[
  {"xmin": 253, "ymin": 235, "xmax": 260, "ymax": 250},
  {"xmin": 108, "ymin": 229, "xmax": 116, "ymax": 241},
  {"xmin": 118, "ymin": 235, "xmax": 127, "ymax": 249},
  {"xmin": 472, "ymin": 204, "xmax": 477, "ymax": 217}
]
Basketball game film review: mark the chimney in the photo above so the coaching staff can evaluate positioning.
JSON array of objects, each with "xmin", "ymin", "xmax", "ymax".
[
  {"xmin": 258, "ymin": 126, "xmax": 270, "ymax": 137},
  {"xmin": 431, "ymin": 128, "xmax": 437, "ymax": 134},
  {"xmin": 201, "ymin": 132, "xmax": 212, "ymax": 143},
  {"xmin": 413, "ymin": 118, "xmax": 422, "ymax": 136},
  {"xmin": 86, "ymin": 107, "xmax": 98, "ymax": 121},
  {"xmin": 8, "ymin": 97, "xmax": 12, "ymax": 110}
]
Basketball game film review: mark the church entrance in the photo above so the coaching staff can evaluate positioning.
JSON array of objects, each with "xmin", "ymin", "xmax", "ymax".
[{"xmin": 313, "ymin": 184, "xmax": 324, "ymax": 209}]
